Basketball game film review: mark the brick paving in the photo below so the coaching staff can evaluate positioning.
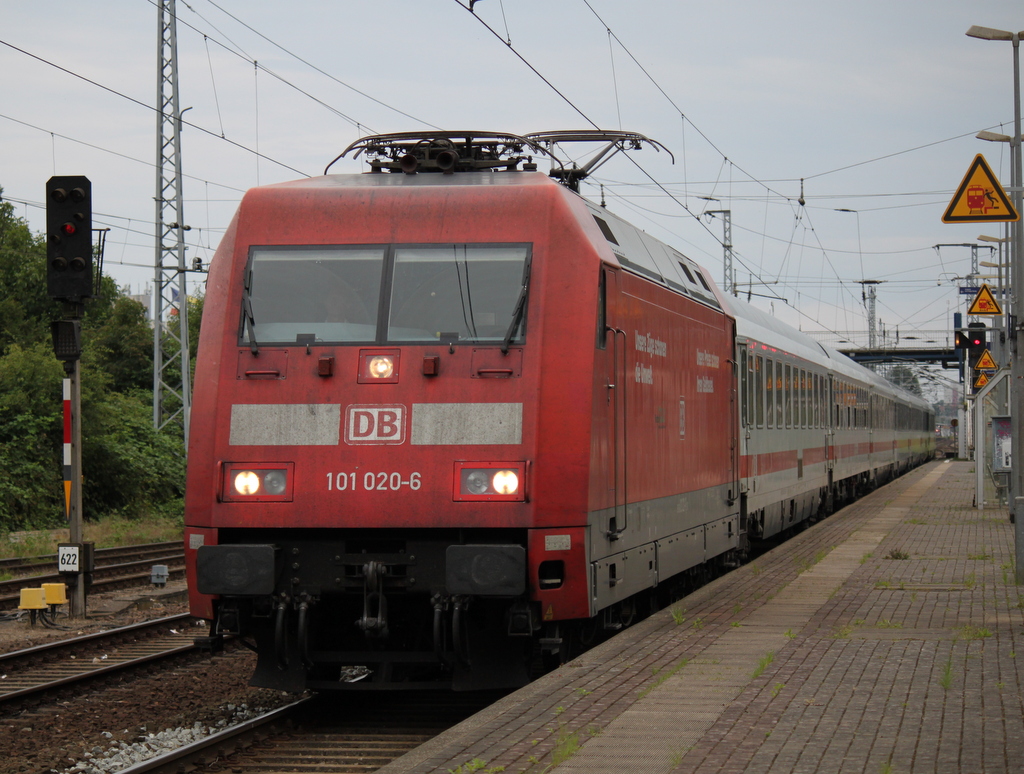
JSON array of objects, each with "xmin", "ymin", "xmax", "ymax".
[{"xmin": 376, "ymin": 460, "xmax": 1024, "ymax": 774}]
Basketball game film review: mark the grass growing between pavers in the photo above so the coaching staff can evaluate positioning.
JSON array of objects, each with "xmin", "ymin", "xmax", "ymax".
[
  {"xmin": 751, "ymin": 650, "xmax": 775, "ymax": 679},
  {"xmin": 639, "ymin": 657, "xmax": 690, "ymax": 698}
]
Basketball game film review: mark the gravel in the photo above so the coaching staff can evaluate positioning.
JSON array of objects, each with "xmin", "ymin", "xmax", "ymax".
[
  {"xmin": 0, "ymin": 583, "xmax": 295, "ymax": 774},
  {"xmin": 56, "ymin": 703, "xmax": 272, "ymax": 774}
]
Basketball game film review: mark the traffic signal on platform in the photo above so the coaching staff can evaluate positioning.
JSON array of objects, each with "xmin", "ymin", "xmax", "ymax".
[
  {"xmin": 45, "ymin": 176, "xmax": 93, "ymax": 301},
  {"xmin": 967, "ymin": 322, "xmax": 987, "ymax": 368}
]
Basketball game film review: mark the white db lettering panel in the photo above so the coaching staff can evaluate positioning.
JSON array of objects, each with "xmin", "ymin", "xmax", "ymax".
[{"xmin": 345, "ymin": 405, "xmax": 406, "ymax": 445}]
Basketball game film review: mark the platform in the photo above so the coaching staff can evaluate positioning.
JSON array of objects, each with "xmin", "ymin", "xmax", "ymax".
[{"xmin": 377, "ymin": 460, "xmax": 1024, "ymax": 774}]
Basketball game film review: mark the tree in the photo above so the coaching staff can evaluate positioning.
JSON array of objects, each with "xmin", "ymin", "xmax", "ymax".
[
  {"xmin": 0, "ymin": 186, "xmax": 187, "ymax": 530},
  {"xmin": 885, "ymin": 364, "xmax": 923, "ymax": 398},
  {"xmin": 0, "ymin": 343, "xmax": 64, "ymax": 528}
]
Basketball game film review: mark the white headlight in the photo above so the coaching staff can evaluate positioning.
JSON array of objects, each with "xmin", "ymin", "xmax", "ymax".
[
  {"xmin": 492, "ymin": 469, "xmax": 519, "ymax": 495},
  {"xmin": 368, "ymin": 355, "xmax": 395, "ymax": 379},
  {"xmin": 234, "ymin": 471, "xmax": 261, "ymax": 495}
]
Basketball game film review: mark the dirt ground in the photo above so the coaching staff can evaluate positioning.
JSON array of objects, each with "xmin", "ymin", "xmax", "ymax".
[{"xmin": 0, "ymin": 580, "xmax": 194, "ymax": 654}]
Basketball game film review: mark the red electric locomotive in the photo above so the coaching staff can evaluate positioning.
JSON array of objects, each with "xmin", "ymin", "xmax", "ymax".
[{"xmin": 184, "ymin": 131, "xmax": 932, "ymax": 692}]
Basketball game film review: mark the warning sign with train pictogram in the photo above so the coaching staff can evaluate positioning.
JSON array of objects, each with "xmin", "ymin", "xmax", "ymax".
[
  {"xmin": 942, "ymin": 154, "xmax": 1019, "ymax": 223},
  {"xmin": 967, "ymin": 284, "xmax": 1002, "ymax": 316},
  {"xmin": 973, "ymin": 349, "xmax": 998, "ymax": 371}
]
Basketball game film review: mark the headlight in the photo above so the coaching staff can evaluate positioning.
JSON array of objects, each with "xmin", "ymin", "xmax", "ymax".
[
  {"xmin": 368, "ymin": 355, "xmax": 395, "ymax": 379},
  {"xmin": 491, "ymin": 470, "xmax": 519, "ymax": 495},
  {"xmin": 358, "ymin": 349, "xmax": 400, "ymax": 383},
  {"xmin": 455, "ymin": 462, "xmax": 526, "ymax": 501},
  {"xmin": 223, "ymin": 464, "xmax": 293, "ymax": 502},
  {"xmin": 263, "ymin": 470, "xmax": 288, "ymax": 495},
  {"xmin": 234, "ymin": 471, "xmax": 262, "ymax": 495},
  {"xmin": 465, "ymin": 471, "xmax": 490, "ymax": 495}
]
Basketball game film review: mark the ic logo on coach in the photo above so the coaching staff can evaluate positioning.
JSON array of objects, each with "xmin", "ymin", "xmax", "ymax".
[{"xmin": 345, "ymin": 405, "xmax": 406, "ymax": 445}]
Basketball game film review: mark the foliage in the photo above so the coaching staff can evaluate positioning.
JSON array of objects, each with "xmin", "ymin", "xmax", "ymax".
[
  {"xmin": 0, "ymin": 188, "xmax": 195, "ymax": 531},
  {"xmin": 884, "ymin": 364, "xmax": 923, "ymax": 397}
]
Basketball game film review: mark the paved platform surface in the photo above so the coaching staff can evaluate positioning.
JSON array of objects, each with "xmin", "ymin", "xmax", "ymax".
[{"xmin": 377, "ymin": 460, "xmax": 1024, "ymax": 774}]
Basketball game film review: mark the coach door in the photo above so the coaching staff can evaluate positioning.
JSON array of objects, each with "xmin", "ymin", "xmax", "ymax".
[
  {"xmin": 602, "ymin": 268, "xmax": 628, "ymax": 539},
  {"xmin": 728, "ymin": 326, "xmax": 740, "ymax": 504},
  {"xmin": 826, "ymin": 373, "xmax": 836, "ymax": 477}
]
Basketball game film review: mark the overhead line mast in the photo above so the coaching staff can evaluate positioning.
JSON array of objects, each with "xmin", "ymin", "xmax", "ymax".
[{"xmin": 154, "ymin": 0, "xmax": 192, "ymax": 450}]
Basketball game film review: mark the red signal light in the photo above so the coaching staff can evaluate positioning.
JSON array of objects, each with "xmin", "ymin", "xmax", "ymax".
[{"xmin": 61, "ymin": 222, "xmax": 77, "ymax": 236}]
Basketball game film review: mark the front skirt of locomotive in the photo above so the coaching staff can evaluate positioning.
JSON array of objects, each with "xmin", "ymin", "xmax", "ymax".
[{"xmin": 195, "ymin": 530, "xmax": 535, "ymax": 692}]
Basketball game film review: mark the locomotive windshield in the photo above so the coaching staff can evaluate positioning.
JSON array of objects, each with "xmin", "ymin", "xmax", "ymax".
[{"xmin": 243, "ymin": 243, "xmax": 531, "ymax": 346}]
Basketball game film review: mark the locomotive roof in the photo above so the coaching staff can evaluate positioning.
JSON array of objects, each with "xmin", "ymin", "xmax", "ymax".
[{"xmin": 246, "ymin": 169, "xmax": 930, "ymax": 413}]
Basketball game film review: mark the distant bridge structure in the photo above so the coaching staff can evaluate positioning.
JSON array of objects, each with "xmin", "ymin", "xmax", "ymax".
[{"xmin": 802, "ymin": 329, "xmax": 959, "ymax": 369}]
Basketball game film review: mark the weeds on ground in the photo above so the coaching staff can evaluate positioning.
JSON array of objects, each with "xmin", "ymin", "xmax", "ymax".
[
  {"xmin": 885, "ymin": 548, "xmax": 910, "ymax": 560},
  {"xmin": 939, "ymin": 659, "xmax": 953, "ymax": 690},
  {"xmin": 1, "ymin": 515, "xmax": 182, "ymax": 561},
  {"xmin": 448, "ymin": 759, "xmax": 504, "ymax": 773},
  {"xmin": 639, "ymin": 658, "xmax": 689, "ymax": 698},
  {"xmin": 550, "ymin": 724, "xmax": 581, "ymax": 767},
  {"xmin": 752, "ymin": 651, "xmax": 775, "ymax": 679},
  {"xmin": 955, "ymin": 624, "xmax": 992, "ymax": 641}
]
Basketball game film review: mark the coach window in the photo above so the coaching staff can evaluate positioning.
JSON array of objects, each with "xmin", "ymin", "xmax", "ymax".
[
  {"xmin": 782, "ymin": 364, "xmax": 789, "ymax": 428},
  {"xmin": 796, "ymin": 369, "xmax": 803, "ymax": 428},
  {"xmin": 785, "ymin": 364, "xmax": 793, "ymax": 428},
  {"xmin": 765, "ymin": 359, "xmax": 774, "ymax": 428},
  {"xmin": 815, "ymin": 374, "xmax": 823, "ymax": 430},
  {"xmin": 755, "ymin": 355, "xmax": 764, "ymax": 428},
  {"xmin": 776, "ymin": 364, "xmax": 784, "ymax": 428},
  {"xmin": 813, "ymin": 374, "xmax": 820, "ymax": 428},
  {"xmin": 799, "ymin": 370, "xmax": 806, "ymax": 428}
]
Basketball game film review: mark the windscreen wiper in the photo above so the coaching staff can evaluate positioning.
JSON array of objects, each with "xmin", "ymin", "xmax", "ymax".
[
  {"xmin": 501, "ymin": 262, "xmax": 531, "ymax": 355},
  {"xmin": 242, "ymin": 292, "xmax": 260, "ymax": 356}
]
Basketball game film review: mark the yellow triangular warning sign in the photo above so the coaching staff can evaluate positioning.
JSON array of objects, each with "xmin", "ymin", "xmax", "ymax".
[
  {"xmin": 975, "ymin": 372, "xmax": 990, "ymax": 389},
  {"xmin": 974, "ymin": 349, "xmax": 998, "ymax": 370},
  {"xmin": 942, "ymin": 154, "xmax": 1019, "ymax": 223},
  {"xmin": 967, "ymin": 283, "xmax": 1002, "ymax": 315}
]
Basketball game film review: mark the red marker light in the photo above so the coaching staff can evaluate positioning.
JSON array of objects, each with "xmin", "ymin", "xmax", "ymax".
[{"xmin": 61, "ymin": 223, "xmax": 77, "ymax": 236}]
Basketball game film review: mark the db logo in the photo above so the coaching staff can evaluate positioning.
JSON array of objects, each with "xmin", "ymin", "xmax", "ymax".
[{"xmin": 345, "ymin": 405, "xmax": 406, "ymax": 445}]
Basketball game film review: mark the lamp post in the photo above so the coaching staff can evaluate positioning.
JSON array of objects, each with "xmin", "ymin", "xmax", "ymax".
[
  {"xmin": 980, "ymin": 234, "xmax": 1011, "ymax": 364},
  {"xmin": 967, "ymin": 25, "xmax": 1024, "ymax": 582}
]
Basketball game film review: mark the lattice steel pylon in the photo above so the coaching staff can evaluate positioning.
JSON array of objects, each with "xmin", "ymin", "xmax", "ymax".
[
  {"xmin": 705, "ymin": 210, "xmax": 734, "ymax": 296},
  {"xmin": 153, "ymin": 0, "xmax": 191, "ymax": 451}
]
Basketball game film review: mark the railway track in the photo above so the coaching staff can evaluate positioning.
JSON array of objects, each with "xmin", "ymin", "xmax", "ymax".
[
  {"xmin": 0, "ymin": 612, "xmax": 201, "ymax": 709},
  {"xmin": 110, "ymin": 691, "xmax": 501, "ymax": 774},
  {"xmin": 0, "ymin": 542, "xmax": 185, "ymax": 609}
]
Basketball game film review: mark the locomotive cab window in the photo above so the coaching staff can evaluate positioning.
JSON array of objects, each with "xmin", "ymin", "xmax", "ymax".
[
  {"xmin": 241, "ymin": 243, "xmax": 531, "ymax": 346},
  {"xmin": 245, "ymin": 246, "xmax": 385, "ymax": 344}
]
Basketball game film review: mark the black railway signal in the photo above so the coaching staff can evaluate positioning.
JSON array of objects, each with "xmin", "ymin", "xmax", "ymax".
[
  {"xmin": 966, "ymin": 322, "xmax": 987, "ymax": 368},
  {"xmin": 46, "ymin": 176, "xmax": 93, "ymax": 301}
]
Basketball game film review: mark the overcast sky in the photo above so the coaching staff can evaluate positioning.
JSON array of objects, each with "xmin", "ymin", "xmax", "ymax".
[{"xmin": 2, "ymin": 1, "xmax": 1021, "ymax": 344}]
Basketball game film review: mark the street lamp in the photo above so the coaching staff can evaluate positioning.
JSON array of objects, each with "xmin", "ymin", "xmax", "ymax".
[{"xmin": 967, "ymin": 25, "xmax": 1024, "ymax": 581}]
